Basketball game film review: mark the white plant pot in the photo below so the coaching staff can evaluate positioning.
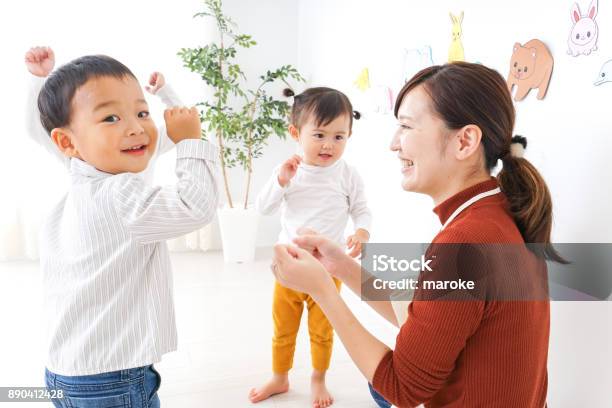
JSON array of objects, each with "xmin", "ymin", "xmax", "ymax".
[{"xmin": 217, "ymin": 206, "xmax": 259, "ymax": 263}]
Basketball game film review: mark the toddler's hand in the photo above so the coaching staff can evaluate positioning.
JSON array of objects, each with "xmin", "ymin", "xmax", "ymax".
[
  {"xmin": 145, "ymin": 72, "xmax": 165, "ymax": 95},
  {"xmin": 346, "ymin": 229, "xmax": 370, "ymax": 258},
  {"xmin": 278, "ymin": 155, "xmax": 302, "ymax": 187},
  {"xmin": 164, "ymin": 107, "xmax": 201, "ymax": 143},
  {"xmin": 25, "ymin": 46, "xmax": 55, "ymax": 77}
]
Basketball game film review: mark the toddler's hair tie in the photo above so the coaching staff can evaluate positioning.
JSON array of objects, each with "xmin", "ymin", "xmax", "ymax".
[
  {"xmin": 353, "ymin": 110, "xmax": 361, "ymax": 120},
  {"xmin": 283, "ymin": 88, "xmax": 295, "ymax": 98}
]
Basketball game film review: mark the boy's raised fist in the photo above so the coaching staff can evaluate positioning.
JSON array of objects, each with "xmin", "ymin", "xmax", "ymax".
[
  {"xmin": 25, "ymin": 46, "xmax": 55, "ymax": 78},
  {"xmin": 164, "ymin": 107, "xmax": 201, "ymax": 143}
]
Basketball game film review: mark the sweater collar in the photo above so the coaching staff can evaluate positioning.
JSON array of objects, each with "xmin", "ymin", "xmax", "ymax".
[{"xmin": 433, "ymin": 178, "xmax": 500, "ymax": 225}]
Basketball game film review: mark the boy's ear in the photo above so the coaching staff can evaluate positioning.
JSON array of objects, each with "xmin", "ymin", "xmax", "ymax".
[
  {"xmin": 288, "ymin": 124, "xmax": 299, "ymax": 140},
  {"xmin": 50, "ymin": 128, "xmax": 80, "ymax": 158}
]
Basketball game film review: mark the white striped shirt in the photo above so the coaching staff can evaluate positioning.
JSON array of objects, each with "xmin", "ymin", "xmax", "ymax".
[{"xmin": 40, "ymin": 139, "xmax": 219, "ymax": 375}]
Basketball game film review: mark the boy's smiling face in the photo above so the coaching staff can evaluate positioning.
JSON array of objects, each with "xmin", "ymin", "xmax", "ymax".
[{"xmin": 52, "ymin": 75, "xmax": 158, "ymax": 174}]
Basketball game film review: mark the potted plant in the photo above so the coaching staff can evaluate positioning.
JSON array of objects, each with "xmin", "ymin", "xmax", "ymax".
[{"xmin": 178, "ymin": 0, "xmax": 304, "ymax": 262}]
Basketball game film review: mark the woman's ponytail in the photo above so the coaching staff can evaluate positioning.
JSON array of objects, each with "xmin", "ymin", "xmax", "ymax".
[{"xmin": 497, "ymin": 137, "xmax": 567, "ymax": 263}]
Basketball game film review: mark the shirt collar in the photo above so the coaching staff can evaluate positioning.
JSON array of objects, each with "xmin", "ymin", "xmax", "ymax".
[
  {"xmin": 300, "ymin": 158, "xmax": 343, "ymax": 173},
  {"xmin": 433, "ymin": 177, "xmax": 500, "ymax": 225},
  {"xmin": 69, "ymin": 158, "xmax": 114, "ymax": 180}
]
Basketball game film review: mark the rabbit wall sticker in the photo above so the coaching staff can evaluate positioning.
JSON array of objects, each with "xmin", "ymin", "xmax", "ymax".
[
  {"xmin": 448, "ymin": 11, "xmax": 465, "ymax": 62},
  {"xmin": 567, "ymin": 0, "xmax": 599, "ymax": 57}
]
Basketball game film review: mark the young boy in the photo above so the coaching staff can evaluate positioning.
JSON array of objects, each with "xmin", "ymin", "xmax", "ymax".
[{"xmin": 36, "ymin": 54, "xmax": 219, "ymax": 407}]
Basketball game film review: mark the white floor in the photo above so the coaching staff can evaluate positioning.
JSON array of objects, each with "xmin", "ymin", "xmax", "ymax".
[
  {"xmin": 0, "ymin": 248, "xmax": 398, "ymax": 407},
  {"xmin": 3, "ymin": 249, "xmax": 610, "ymax": 407}
]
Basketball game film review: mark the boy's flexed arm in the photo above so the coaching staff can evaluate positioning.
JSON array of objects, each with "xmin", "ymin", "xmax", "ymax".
[
  {"xmin": 24, "ymin": 46, "xmax": 69, "ymax": 166},
  {"xmin": 111, "ymin": 107, "xmax": 220, "ymax": 244}
]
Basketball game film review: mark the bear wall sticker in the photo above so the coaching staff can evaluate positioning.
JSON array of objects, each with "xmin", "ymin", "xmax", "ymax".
[
  {"xmin": 507, "ymin": 39, "xmax": 554, "ymax": 101},
  {"xmin": 595, "ymin": 60, "xmax": 612, "ymax": 86},
  {"xmin": 567, "ymin": 0, "xmax": 599, "ymax": 57},
  {"xmin": 448, "ymin": 12, "xmax": 465, "ymax": 62}
]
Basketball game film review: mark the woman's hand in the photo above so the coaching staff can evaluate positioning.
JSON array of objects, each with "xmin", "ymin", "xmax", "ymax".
[
  {"xmin": 272, "ymin": 244, "xmax": 336, "ymax": 300},
  {"xmin": 292, "ymin": 229, "xmax": 357, "ymax": 283}
]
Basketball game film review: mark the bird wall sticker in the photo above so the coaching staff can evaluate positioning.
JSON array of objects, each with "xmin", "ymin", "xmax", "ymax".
[{"xmin": 594, "ymin": 60, "xmax": 612, "ymax": 86}]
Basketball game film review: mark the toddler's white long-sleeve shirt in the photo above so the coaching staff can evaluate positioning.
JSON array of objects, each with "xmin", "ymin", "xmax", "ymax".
[{"xmin": 256, "ymin": 159, "xmax": 371, "ymax": 244}]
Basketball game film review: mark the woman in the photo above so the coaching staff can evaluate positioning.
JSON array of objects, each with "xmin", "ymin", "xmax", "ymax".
[{"xmin": 271, "ymin": 62, "xmax": 562, "ymax": 407}]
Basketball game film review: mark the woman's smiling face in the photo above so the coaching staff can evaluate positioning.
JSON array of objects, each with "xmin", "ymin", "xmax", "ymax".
[{"xmin": 390, "ymin": 85, "xmax": 455, "ymax": 198}]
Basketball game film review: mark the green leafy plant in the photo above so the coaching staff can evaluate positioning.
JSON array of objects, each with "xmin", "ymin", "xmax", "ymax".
[{"xmin": 178, "ymin": 0, "xmax": 304, "ymax": 209}]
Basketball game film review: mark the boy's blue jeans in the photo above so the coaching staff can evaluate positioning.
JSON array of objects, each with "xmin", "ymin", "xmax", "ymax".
[{"xmin": 45, "ymin": 365, "xmax": 161, "ymax": 408}]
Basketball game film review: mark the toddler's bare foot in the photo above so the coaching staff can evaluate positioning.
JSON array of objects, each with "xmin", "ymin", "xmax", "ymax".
[
  {"xmin": 249, "ymin": 373, "xmax": 289, "ymax": 403},
  {"xmin": 311, "ymin": 370, "xmax": 334, "ymax": 408}
]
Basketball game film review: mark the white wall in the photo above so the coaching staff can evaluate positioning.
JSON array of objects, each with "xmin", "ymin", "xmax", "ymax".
[
  {"xmin": 295, "ymin": 0, "xmax": 611, "ymax": 405},
  {"xmin": 0, "ymin": 0, "xmax": 216, "ymax": 256},
  {"xmin": 0, "ymin": 0, "xmax": 301, "ymax": 251},
  {"xmin": 296, "ymin": 0, "xmax": 612, "ymax": 243},
  {"xmin": 152, "ymin": 0, "xmax": 302, "ymax": 248}
]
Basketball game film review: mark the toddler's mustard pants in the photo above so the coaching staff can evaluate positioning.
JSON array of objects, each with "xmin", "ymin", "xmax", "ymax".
[{"xmin": 272, "ymin": 278, "xmax": 341, "ymax": 373}]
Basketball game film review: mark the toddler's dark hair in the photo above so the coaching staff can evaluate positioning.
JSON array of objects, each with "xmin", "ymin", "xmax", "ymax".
[
  {"xmin": 38, "ymin": 55, "xmax": 137, "ymax": 134},
  {"xmin": 283, "ymin": 87, "xmax": 360, "ymax": 130}
]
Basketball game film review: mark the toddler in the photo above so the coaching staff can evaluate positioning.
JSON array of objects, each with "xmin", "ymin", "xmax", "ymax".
[{"xmin": 250, "ymin": 87, "xmax": 371, "ymax": 408}]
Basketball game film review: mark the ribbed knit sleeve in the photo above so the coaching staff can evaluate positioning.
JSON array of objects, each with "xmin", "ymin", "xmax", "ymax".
[{"xmin": 372, "ymin": 292, "xmax": 484, "ymax": 406}]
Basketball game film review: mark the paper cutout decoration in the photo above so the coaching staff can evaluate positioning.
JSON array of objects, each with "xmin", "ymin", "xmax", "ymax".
[
  {"xmin": 594, "ymin": 60, "xmax": 612, "ymax": 86},
  {"xmin": 354, "ymin": 68, "xmax": 370, "ymax": 91},
  {"xmin": 448, "ymin": 11, "xmax": 465, "ymax": 62},
  {"xmin": 567, "ymin": 0, "xmax": 599, "ymax": 56},
  {"xmin": 351, "ymin": 85, "xmax": 394, "ymax": 115},
  {"xmin": 507, "ymin": 39, "xmax": 554, "ymax": 101},
  {"xmin": 349, "ymin": 65, "xmax": 396, "ymax": 115},
  {"xmin": 371, "ymin": 86, "xmax": 395, "ymax": 114},
  {"xmin": 403, "ymin": 46, "xmax": 434, "ymax": 83}
]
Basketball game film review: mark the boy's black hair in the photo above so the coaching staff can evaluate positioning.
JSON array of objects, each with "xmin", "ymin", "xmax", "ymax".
[{"xmin": 37, "ymin": 55, "xmax": 137, "ymax": 134}]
